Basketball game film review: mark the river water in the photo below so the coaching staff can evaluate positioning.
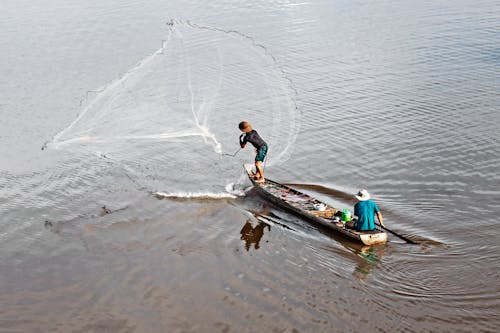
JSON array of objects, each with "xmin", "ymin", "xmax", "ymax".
[{"xmin": 1, "ymin": 0, "xmax": 499, "ymax": 332}]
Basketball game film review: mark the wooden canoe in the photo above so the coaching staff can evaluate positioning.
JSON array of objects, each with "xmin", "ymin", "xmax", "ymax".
[{"xmin": 243, "ymin": 164, "xmax": 388, "ymax": 245}]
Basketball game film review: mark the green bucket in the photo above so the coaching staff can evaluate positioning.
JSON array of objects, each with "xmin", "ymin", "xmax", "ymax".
[{"xmin": 341, "ymin": 209, "xmax": 352, "ymax": 222}]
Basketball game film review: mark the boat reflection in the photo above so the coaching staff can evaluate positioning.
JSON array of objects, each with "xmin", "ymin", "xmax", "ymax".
[
  {"xmin": 352, "ymin": 245, "xmax": 386, "ymax": 281},
  {"xmin": 317, "ymin": 227, "xmax": 387, "ymax": 281},
  {"xmin": 281, "ymin": 184, "xmax": 389, "ymax": 279},
  {"xmin": 234, "ymin": 195, "xmax": 387, "ymax": 276}
]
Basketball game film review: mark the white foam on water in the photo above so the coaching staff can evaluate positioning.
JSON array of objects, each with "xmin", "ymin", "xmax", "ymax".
[
  {"xmin": 154, "ymin": 191, "xmax": 237, "ymax": 200},
  {"xmin": 225, "ymin": 182, "xmax": 251, "ymax": 197}
]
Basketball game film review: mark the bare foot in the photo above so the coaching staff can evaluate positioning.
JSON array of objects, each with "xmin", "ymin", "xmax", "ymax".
[{"xmin": 255, "ymin": 178, "xmax": 265, "ymax": 183}]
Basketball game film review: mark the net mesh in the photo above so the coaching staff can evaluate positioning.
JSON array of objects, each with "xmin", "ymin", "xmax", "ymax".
[{"xmin": 48, "ymin": 20, "xmax": 301, "ymax": 193}]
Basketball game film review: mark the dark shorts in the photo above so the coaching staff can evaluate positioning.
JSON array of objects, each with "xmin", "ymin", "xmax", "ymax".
[{"xmin": 255, "ymin": 146, "xmax": 268, "ymax": 163}]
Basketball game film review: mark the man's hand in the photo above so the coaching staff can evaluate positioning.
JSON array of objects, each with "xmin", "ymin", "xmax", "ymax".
[{"xmin": 239, "ymin": 134, "xmax": 246, "ymax": 148}]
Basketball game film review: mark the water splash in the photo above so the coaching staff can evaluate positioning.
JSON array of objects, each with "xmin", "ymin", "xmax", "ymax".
[{"xmin": 154, "ymin": 191, "xmax": 237, "ymax": 200}]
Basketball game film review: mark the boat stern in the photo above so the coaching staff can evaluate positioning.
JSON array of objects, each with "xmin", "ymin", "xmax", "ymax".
[{"xmin": 359, "ymin": 232, "xmax": 388, "ymax": 245}]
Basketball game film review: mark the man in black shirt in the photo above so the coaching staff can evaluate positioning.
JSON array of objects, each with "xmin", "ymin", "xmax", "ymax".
[{"xmin": 239, "ymin": 121, "xmax": 268, "ymax": 182}]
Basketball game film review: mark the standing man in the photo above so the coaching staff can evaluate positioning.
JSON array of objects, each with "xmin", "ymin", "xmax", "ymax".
[
  {"xmin": 238, "ymin": 121, "xmax": 268, "ymax": 183},
  {"xmin": 353, "ymin": 189, "xmax": 385, "ymax": 231}
]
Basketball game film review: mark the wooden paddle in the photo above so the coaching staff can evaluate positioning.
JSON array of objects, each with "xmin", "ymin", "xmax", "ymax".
[{"xmin": 377, "ymin": 224, "xmax": 418, "ymax": 244}]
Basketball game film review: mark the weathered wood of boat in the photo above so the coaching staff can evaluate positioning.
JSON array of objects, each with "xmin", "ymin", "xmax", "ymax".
[{"xmin": 244, "ymin": 164, "xmax": 387, "ymax": 245}]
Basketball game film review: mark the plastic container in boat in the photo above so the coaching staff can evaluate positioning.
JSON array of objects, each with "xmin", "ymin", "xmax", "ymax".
[{"xmin": 341, "ymin": 209, "xmax": 352, "ymax": 222}]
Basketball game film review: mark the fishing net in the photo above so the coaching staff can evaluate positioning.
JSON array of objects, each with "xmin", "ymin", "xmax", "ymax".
[{"xmin": 47, "ymin": 20, "xmax": 301, "ymax": 193}]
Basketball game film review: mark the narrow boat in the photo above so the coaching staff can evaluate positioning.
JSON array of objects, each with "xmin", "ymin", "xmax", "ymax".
[{"xmin": 244, "ymin": 164, "xmax": 388, "ymax": 245}]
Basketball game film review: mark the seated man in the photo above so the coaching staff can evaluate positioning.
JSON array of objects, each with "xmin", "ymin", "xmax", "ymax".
[{"xmin": 353, "ymin": 189, "xmax": 385, "ymax": 231}]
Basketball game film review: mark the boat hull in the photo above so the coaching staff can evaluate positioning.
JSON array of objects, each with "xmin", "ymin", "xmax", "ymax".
[{"xmin": 244, "ymin": 164, "xmax": 387, "ymax": 245}]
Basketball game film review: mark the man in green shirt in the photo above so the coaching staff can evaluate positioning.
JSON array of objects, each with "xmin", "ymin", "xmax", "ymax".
[{"xmin": 354, "ymin": 189, "xmax": 385, "ymax": 231}]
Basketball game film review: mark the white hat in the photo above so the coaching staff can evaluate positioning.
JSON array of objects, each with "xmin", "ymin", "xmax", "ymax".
[{"xmin": 355, "ymin": 189, "xmax": 370, "ymax": 201}]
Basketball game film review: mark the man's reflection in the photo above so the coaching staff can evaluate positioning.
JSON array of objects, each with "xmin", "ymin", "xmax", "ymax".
[
  {"xmin": 240, "ymin": 204, "xmax": 273, "ymax": 251},
  {"xmin": 240, "ymin": 220, "xmax": 270, "ymax": 251},
  {"xmin": 353, "ymin": 245, "xmax": 386, "ymax": 281}
]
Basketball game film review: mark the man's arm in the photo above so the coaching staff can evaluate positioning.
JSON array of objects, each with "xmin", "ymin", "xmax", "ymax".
[
  {"xmin": 376, "ymin": 211, "xmax": 385, "ymax": 227},
  {"xmin": 239, "ymin": 134, "xmax": 246, "ymax": 148}
]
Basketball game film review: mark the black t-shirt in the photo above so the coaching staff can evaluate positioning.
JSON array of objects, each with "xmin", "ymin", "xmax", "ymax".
[{"xmin": 240, "ymin": 130, "xmax": 267, "ymax": 149}]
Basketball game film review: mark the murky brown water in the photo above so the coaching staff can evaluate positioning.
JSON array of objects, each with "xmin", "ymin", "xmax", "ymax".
[{"xmin": 1, "ymin": 0, "xmax": 499, "ymax": 332}]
